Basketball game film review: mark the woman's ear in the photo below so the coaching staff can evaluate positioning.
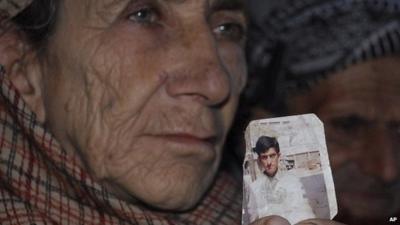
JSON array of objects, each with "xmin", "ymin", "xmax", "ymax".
[{"xmin": 0, "ymin": 25, "xmax": 46, "ymax": 123}]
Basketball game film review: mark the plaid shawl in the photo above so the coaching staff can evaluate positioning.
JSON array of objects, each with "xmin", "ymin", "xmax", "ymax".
[{"xmin": 0, "ymin": 66, "xmax": 242, "ymax": 224}]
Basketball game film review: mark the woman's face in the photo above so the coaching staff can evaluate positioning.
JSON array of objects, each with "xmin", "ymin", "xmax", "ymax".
[{"xmin": 37, "ymin": 0, "xmax": 247, "ymax": 210}]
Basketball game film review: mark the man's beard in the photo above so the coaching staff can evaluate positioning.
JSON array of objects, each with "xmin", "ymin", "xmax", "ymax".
[{"xmin": 333, "ymin": 162, "xmax": 400, "ymax": 224}]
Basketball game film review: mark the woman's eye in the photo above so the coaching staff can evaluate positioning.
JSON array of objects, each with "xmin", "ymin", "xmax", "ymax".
[
  {"xmin": 128, "ymin": 7, "xmax": 159, "ymax": 24},
  {"xmin": 213, "ymin": 22, "xmax": 246, "ymax": 42}
]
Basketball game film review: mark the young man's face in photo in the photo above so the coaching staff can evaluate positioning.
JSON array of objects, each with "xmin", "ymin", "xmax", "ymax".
[{"xmin": 259, "ymin": 148, "xmax": 280, "ymax": 177}]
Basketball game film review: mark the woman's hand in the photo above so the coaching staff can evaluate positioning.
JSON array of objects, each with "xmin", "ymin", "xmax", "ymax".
[
  {"xmin": 249, "ymin": 216, "xmax": 347, "ymax": 225},
  {"xmin": 249, "ymin": 216, "xmax": 290, "ymax": 225}
]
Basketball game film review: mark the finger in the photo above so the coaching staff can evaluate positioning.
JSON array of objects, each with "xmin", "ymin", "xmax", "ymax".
[
  {"xmin": 250, "ymin": 215, "xmax": 291, "ymax": 225},
  {"xmin": 295, "ymin": 218, "xmax": 347, "ymax": 225}
]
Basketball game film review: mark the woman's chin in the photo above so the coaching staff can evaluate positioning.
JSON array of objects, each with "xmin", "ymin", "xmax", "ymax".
[{"xmin": 102, "ymin": 163, "xmax": 216, "ymax": 211}]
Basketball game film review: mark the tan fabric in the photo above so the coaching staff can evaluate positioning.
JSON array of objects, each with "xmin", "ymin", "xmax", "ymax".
[{"xmin": 0, "ymin": 0, "xmax": 32, "ymax": 18}]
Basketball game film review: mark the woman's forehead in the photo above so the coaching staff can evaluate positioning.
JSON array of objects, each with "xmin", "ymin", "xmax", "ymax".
[
  {"xmin": 55, "ymin": 0, "xmax": 247, "ymax": 30},
  {"xmin": 1, "ymin": 0, "xmax": 245, "ymax": 21},
  {"xmin": 90, "ymin": 0, "xmax": 245, "ymax": 10}
]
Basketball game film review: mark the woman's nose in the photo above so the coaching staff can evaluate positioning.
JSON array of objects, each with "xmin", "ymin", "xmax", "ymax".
[{"xmin": 164, "ymin": 22, "xmax": 231, "ymax": 106}]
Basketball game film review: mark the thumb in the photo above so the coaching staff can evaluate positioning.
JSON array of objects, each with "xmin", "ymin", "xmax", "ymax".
[
  {"xmin": 295, "ymin": 219, "xmax": 347, "ymax": 225},
  {"xmin": 250, "ymin": 215, "xmax": 291, "ymax": 225}
]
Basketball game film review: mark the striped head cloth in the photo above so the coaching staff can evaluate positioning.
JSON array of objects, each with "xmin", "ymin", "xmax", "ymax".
[
  {"xmin": 247, "ymin": 0, "xmax": 400, "ymax": 105},
  {"xmin": 0, "ymin": 0, "xmax": 33, "ymax": 18}
]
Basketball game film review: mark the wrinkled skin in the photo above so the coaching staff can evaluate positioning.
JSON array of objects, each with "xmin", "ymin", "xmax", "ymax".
[
  {"xmin": 252, "ymin": 56, "xmax": 400, "ymax": 224},
  {"xmin": 6, "ymin": 0, "xmax": 247, "ymax": 211}
]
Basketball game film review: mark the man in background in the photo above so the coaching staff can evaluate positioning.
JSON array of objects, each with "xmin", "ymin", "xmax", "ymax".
[{"xmin": 241, "ymin": 0, "xmax": 400, "ymax": 224}]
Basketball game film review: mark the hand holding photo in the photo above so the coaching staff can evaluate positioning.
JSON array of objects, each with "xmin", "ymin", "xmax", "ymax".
[{"xmin": 242, "ymin": 114, "xmax": 337, "ymax": 225}]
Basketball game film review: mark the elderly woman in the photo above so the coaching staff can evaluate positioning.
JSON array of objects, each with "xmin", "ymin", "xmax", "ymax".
[
  {"xmin": 245, "ymin": 0, "xmax": 400, "ymax": 224},
  {"xmin": 0, "ymin": 0, "xmax": 351, "ymax": 224},
  {"xmin": 0, "ymin": 0, "xmax": 249, "ymax": 224}
]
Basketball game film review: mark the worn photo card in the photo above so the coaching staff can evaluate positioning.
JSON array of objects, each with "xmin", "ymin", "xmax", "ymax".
[{"xmin": 242, "ymin": 114, "xmax": 337, "ymax": 225}]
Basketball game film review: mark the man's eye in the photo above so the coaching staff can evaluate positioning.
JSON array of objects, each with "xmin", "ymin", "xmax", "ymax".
[
  {"xmin": 329, "ymin": 115, "xmax": 368, "ymax": 132},
  {"xmin": 213, "ymin": 22, "xmax": 246, "ymax": 42},
  {"xmin": 389, "ymin": 122, "xmax": 400, "ymax": 138},
  {"xmin": 128, "ymin": 7, "xmax": 159, "ymax": 24}
]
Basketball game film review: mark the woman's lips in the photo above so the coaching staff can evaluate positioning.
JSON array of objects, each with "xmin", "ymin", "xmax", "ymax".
[
  {"xmin": 142, "ymin": 133, "xmax": 219, "ymax": 159},
  {"xmin": 156, "ymin": 133, "xmax": 217, "ymax": 147}
]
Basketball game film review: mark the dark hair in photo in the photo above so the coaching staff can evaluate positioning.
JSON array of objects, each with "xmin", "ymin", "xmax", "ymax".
[{"xmin": 253, "ymin": 136, "xmax": 280, "ymax": 155}]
